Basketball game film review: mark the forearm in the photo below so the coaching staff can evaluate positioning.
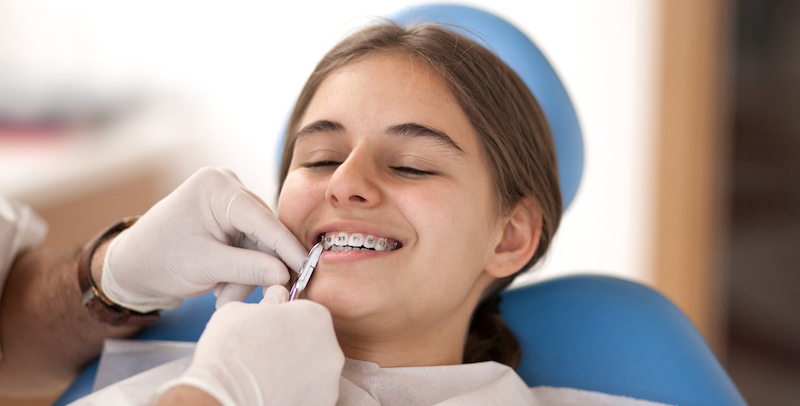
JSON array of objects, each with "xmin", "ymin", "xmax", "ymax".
[{"xmin": 0, "ymin": 241, "xmax": 141, "ymax": 398}]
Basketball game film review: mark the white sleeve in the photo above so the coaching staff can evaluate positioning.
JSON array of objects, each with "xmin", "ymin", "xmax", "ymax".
[{"xmin": 0, "ymin": 194, "xmax": 48, "ymax": 361}]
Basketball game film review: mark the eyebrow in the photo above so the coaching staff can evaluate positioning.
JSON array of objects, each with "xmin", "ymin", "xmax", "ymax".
[
  {"xmin": 386, "ymin": 123, "xmax": 465, "ymax": 155},
  {"xmin": 296, "ymin": 120, "xmax": 465, "ymax": 155},
  {"xmin": 297, "ymin": 120, "xmax": 345, "ymax": 137}
]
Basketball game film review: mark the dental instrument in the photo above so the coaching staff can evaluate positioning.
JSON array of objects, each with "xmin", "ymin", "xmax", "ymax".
[{"xmin": 288, "ymin": 242, "xmax": 323, "ymax": 301}]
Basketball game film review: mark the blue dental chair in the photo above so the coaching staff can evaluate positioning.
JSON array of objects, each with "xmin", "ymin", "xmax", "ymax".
[{"xmin": 55, "ymin": 4, "xmax": 746, "ymax": 406}]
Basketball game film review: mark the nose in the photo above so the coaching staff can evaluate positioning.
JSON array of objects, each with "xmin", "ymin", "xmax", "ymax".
[{"xmin": 326, "ymin": 147, "xmax": 383, "ymax": 209}]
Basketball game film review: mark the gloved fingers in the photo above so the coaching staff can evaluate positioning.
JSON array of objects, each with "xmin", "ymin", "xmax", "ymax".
[
  {"xmin": 225, "ymin": 194, "xmax": 308, "ymax": 272},
  {"xmin": 215, "ymin": 283, "xmax": 258, "ymax": 309},
  {"xmin": 212, "ymin": 244, "xmax": 292, "ymax": 287},
  {"xmin": 261, "ymin": 285, "xmax": 289, "ymax": 304},
  {"xmin": 213, "ymin": 282, "xmax": 227, "ymax": 297},
  {"xmin": 203, "ymin": 168, "xmax": 305, "ymax": 272},
  {"xmin": 215, "ymin": 166, "xmax": 242, "ymax": 183}
]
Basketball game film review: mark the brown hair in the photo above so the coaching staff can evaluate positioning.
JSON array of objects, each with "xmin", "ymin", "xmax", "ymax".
[{"xmin": 278, "ymin": 22, "xmax": 562, "ymax": 369}]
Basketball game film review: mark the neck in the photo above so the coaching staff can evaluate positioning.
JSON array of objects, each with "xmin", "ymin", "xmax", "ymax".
[
  {"xmin": 328, "ymin": 272, "xmax": 496, "ymax": 368},
  {"xmin": 334, "ymin": 317, "xmax": 468, "ymax": 367}
]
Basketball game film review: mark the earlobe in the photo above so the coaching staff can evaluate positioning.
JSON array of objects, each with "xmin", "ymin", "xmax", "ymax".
[{"xmin": 486, "ymin": 199, "xmax": 543, "ymax": 279}]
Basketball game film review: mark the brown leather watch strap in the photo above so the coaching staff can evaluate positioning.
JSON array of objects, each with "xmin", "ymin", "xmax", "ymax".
[{"xmin": 77, "ymin": 216, "xmax": 159, "ymax": 327}]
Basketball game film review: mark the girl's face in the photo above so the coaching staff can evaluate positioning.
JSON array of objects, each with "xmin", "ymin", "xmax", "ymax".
[{"xmin": 277, "ymin": 52, "xmax": 509, "ymax": 361}]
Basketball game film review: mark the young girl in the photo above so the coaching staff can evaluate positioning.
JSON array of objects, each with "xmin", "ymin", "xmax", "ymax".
[
  {"xmin": 274, "ymin": 21, "xmax": 561, "ymax": 372},
  {"xmin": 77, "ymin": 21, "xmax": 666, "ymax": 406}
]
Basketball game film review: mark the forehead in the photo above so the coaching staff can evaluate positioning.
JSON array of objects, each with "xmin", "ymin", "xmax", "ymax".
[
  {"xmin": 299, "ymin": 52, "xmax": 482, "ymax": 155},
  {"xmin": 316, "ymin": 51, "xmax": 448, "ymax": 106}
]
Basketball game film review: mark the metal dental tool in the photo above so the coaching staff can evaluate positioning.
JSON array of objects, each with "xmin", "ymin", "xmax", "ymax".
[{"xmin": 288, "ymin": 242, "xmax": 323, "ymax": 301}]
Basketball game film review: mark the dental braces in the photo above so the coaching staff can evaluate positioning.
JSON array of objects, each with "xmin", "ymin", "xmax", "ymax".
[{"xmin": 318, "ymin": 232, "xmax": 402, "ymax": 251}]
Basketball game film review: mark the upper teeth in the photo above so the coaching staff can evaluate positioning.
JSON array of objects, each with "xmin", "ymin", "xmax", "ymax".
[{"xmin": 322, "ymin": 232, "xmax": 398, "ymax": 251}]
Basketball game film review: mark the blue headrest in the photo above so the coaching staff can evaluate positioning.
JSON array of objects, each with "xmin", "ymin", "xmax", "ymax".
[{"xmin": 392, "ymin": 4, "xmax": 584, "ymax": 210}]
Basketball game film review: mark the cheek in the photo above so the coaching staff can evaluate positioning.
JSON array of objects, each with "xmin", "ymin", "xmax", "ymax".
[
  {"xmin": 277, "ymin": 172, "xmax": 324, "ymax": 236},
  {"xmin": 393, "ymin": 187, "xmax": 498, "ymax": 316},
  {"xmin": 399, "ymin": 182, "xmax": 497, "ymax": 266}
]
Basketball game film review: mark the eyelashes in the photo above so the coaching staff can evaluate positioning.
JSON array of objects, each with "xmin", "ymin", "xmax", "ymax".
[
  {"xmin": 304, "ymin": 160, "xmax": 340, "ymax": 169},
  {"xmin": 302, "ymin": 161, "xmax": 436, "ymax": 178},
  {"xmin": 390, "ymin": 166, "xmax": 436, "ymax": 177}
]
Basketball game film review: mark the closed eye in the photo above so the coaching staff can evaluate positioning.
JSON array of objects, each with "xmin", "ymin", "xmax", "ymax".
[
  {"xmin": 304, "ymin": 160, "xmax": 341, "ymax": 169},
  {"xmin": 391, "ymin": 166, "xmax": 437, "ymax": 177}
]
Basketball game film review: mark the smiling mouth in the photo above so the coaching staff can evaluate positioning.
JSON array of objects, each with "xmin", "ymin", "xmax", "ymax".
[{"xmin": 317, "ymin": 231, "xmax": 402, "ymax": 252}]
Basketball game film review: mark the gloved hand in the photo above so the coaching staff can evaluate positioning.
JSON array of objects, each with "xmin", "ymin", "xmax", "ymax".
[
  {"xmin": 157, "ymin": 285, "xmax": 344, "ymax": 406},
  {"xmin": 100, "ymin": 167, "xmax": 307, "ymax": 312}
]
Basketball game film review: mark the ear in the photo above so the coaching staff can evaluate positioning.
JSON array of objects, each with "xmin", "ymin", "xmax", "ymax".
[{"xmin": 485, "ymin": 198, "xmax": 543, "ymax": 279}]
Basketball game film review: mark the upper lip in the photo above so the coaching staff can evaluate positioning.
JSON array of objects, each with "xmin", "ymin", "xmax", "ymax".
[{"xmin": 310, "ymin": 221, "xmax": 403, "ymax": 247}]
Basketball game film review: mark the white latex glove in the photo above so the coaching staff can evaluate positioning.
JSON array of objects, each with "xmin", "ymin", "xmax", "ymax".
[
  {"xmin": 101, "ymin": 167, "xmax": 307, "ymax": 312},
  {"xmin": 157, "ymin": 285, "xmax": 344, "ymax": 406}
]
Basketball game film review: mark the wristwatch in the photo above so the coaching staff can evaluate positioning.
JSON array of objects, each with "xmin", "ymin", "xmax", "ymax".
[{"xmin": 77, "ymin": 216, "xmax": 159, "ymax": 327}]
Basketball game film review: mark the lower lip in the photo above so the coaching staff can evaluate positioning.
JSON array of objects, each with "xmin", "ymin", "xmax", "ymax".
[{"xmin": 319, "ymin": 249, "xmax": 398, "ymax": 263}]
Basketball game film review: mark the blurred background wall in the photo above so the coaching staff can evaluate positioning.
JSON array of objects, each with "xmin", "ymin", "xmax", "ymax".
[
  {"xmin": 725, "ymin": 0, "xmax": 800, "ymax": 404},
  {"xmin": 0, "ymin": 0, "xmax": 796, "ymax": 405}
]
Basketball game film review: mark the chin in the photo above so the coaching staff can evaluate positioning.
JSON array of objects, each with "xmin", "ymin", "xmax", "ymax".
[
  {"xmin": 306, "ymin": 279, "xmax": 383, "ymax": 320},
  {"xmin": 308, "ymin": 281, "xmax": 369, "ymax": 317}
]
